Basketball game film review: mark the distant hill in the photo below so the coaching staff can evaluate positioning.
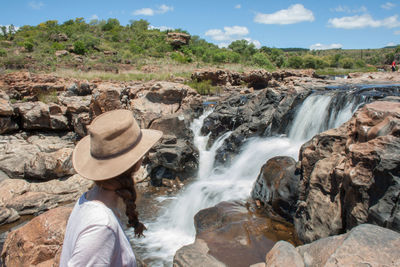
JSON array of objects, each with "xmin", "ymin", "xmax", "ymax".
[{"xmin": 0, "ymin": 18, "xmax": 399, "ymax": 74}]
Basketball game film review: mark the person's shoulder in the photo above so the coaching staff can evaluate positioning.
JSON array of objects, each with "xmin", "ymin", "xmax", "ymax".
[{"xmin": 78, "ymin": 200, "xmax": 119, "ymax": 229}]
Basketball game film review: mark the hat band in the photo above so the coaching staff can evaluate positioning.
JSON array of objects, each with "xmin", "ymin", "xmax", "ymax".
[{"xmin": 91, "ymin": 131, "xmax": 143, "ymax": 160}]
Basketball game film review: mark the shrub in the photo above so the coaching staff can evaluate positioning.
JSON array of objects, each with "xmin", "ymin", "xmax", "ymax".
[
  {"xmin": 23, "ymin": 41, "xmax": 34, "ymax": 52},
  {"xmin": 73, "ymin": 40, "xmax": 87, "ymax": 55},
  {"xmin": 51, "ymin": 42, "xmax": 65, "ymax": 51},
  {"xmin": 252, "ymin": 52, "xmax": 274, "ymax": 69},
  {"xmin": 303, "ymin": 55, "xmax": 317, "ymax": 69},
  {"xmin": 186, "ymin": 80, "xmax": 220, "ymax": 95},
  {"xmin": 339, "ymin": 57, "xmax": 355, "ymax": 69},
  {"xmin": 0, "ymin": 49, "xmax": 6, "ymax": 57},
  {"xmin": 288, "ymin": 56, "xmax": 303, "ymax": 69},
  {"xmin": 355, "ymin": 59, "xmax": 366, "ymax": 68},
  {"xmin": 171, "ymin": 52, "xmax": 191, "ymax": 63}
]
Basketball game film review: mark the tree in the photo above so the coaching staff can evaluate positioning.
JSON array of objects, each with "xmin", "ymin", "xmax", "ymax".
[
  {"xmin": 228, "ymin": 40, "xmax": 256, "ymax": 58},
  {"xmin": 288, "ymin": 56, "xmax": 303, "ymax": 69}
]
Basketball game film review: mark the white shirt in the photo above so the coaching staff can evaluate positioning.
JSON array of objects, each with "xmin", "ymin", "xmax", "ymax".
[{"xmin": 60, "ymin": 193, "xmax": 137, "ymax": 267}]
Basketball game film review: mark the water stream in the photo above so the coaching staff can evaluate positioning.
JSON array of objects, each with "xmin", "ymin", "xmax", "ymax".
[{"xmin": 129, "ymin": 86, "xmax": 396, "ymax": 266}]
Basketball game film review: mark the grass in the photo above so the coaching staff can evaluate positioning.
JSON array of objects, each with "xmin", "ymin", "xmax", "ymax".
[
  {"xmin": 185, "ymin": 80, "xmax": 221, "ymax": 95},
  {"xmin": 315, "ymin": 66, "xmax": 377, "ymax": 76},
  {"xmin": 37, "ymin": 90, "xmax": 58, "ymax": 104}
]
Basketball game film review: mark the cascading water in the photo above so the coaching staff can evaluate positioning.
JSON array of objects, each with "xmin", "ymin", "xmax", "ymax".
[{"xmin": 130, "ymin": 85, "xmax": 396, "ymax": 266}]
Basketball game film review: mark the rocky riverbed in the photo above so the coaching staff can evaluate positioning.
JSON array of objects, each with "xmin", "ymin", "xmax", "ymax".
[{"xmin": 0, "ymin": 69, "xmax": 399, "ymax": 266}]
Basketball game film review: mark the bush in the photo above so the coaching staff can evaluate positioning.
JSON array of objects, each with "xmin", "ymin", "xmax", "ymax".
[
  {"xmin": 73, "ymin": 40, "xmax": 87, "ymax": 55},
  {"xmin": 340, "ymin": 57, "xmax": 355, "ymax": 69},
  {"xmin": 252, "ymin": 52, "xmax": 274, "ymax": 69},
  {"xmin": 171, "ymin": 52, "xmax": 191, "ymax": 63},
  {"xmin": 355, "ymin": 59, "xmax": 366, "ymax": 68},
  {"xmin": 303, "ymin": 55, "xmax": 317, "ymax": 69},
  {"xmin": 0, "ymin": 49, "xmax": 6, "ymax": 57},
  {"xmin": 51, "ymin": 42, "xmax": 65, "ymax": 51},
  {"xmin": 186, "ymin": 80, "xmax": 220, "ymax": 95},
  {"xmin": 288, "ymin": 56, "xmax": 303, "ymax": 69},
  {"xmin": 23, "ymin": 41, "xmax": 34, "ymax": 52}
]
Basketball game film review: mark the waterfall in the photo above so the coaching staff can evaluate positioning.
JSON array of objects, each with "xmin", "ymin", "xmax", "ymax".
[
  {"xmin": 130, "ymin": 86, "xmax": 394, "ymax": 266},
  {"xmin": 288, "ymin": 91, "xmax": 363, "ymax": 141}
]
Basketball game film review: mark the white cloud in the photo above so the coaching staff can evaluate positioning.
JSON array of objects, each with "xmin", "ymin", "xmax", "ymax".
[
  {"xmin": 310, "ymin": 43, "xmax": 343, "ymax": 50},
  {"xmin": 29, "ymin": 1, "xmax": 44, "ymax": 10},
  {"xmin": 148, "ymin": 25, "xmax": 173, "ymax": 31},
  {"xmin": 254, "ymin": 4, "xmax": 314, "ymax": 25},
  {"xmin": 132, "ymin": 5, "xmax": 173, "ymax": 16},
  {"xmin": 158, "ymin": 4, "xmax": 173, "ymax": 14},
  {"xmin": 205, "ymin": 26, "xmax": 249, "ymax": 41},
  {"xmin": 89, "ymin": 14, "xmax": 99, "ymax": 20},
  {"xmin": 235, "ymin": 4, "xmax": 241, "ymax": 9},
  {"xmin": 381, "ymin": 2, "xmax": 396, "ymax": 10},
  {"xmin": 205, "ymin": 26, "xmax": 260, "ymax": 48},
  {"xmin": 331, "ymin": 5, "xmax": 367, "ymax": 13},
  {"xmin": 386, "ymin": 42, "xmax": 396, "ymax": 46},
  {"xmin": 328, "ymin": 14, "xmax": 400, "ymax": 29},
  {"xmin": 133, "ymin": 8, "xmax": 154, "ymax": 16}
]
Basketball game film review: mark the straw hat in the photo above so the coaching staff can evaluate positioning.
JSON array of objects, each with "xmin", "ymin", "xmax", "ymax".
[{"xmin": 73, "ymin": 109, "xmax": 162, "ymax": 181}]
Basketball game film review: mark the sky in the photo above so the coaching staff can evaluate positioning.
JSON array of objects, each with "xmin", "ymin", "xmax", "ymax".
[{"xmin": 1, "ymin": 0, "xmax": 399, "ymax": 50}]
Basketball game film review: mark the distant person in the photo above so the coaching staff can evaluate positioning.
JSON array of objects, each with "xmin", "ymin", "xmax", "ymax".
[
  {"xmin": 392, "ymin": 61, "xmax": 396, "ymax": 72},
  {"xmin": 60, "ymin": 109, "xmax": 162, "ymax": 267}
]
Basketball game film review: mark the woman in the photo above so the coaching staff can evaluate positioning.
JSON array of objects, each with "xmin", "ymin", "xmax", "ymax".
[{"xmin": 60, "ymin": 109, "xmax": 162, "ymax": 267}]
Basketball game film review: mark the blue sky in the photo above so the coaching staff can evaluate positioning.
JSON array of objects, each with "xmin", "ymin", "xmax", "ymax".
[{"xmin": 1, "ymin": 0, "xmax": 399, "ymax": 49}]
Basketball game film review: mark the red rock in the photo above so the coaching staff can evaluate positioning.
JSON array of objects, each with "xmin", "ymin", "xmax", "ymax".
[{"xmin": 1, "ymin": 206, "xmax": 72, "ymax": 267}]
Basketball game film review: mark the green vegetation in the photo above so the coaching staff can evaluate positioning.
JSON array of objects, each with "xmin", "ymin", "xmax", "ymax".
[
  {"xmin": 185, "ymin": 80, "xmax": 221, "ymax": 95},
  {"xmin": 38, "ymin": 89, "xmax": 58, "ymax": 103},
  {"xmin": 0, "ymin": 18, "xmax": 399, "ymax": 76}
]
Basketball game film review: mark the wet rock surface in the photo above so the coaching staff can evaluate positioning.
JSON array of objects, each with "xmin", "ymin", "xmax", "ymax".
[
  {"xmin": 295, "ymin": 101, "xmax": 400, "ymax": 243},
  {"xmin": 251, "ymin": 156, "xmax": 300, "ymax": 222},
  {"xmin": 174, "ymin": 201, "xmax": 300, "ymax": 267},
  {"xmin": 265, "ymin": 224, "xmax": 400, "ymax": 267}
]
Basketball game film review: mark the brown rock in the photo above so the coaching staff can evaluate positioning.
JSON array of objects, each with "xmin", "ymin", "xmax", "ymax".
[
  {"xmin": 1, "ymin": 206, "xmax": 72, "ymax": 267},
  {"xmin": 251, "ymin": 156, "xmax": 299, "ymax": 222},
  {"xmin": 90, "ymin": 84, "xmax": 123, "ymax": 117},
  {"xmin": 0, "ymin": 91, "xmax": 14, "ymax": 116},
  {"xmin": 167, "ymin": 32, "xmax": 191, "ymax": 47},
  {"xmin": 173, "ymin": 239, "xmax": 226, "ymax": 267},
  {"xmin": 55, "ymin": 50, "xmax": 69, "ymax": 57},
  {"xmin": 190, "ymin": 201, "xmax": 300, "ymax": 267},
  {"xmin": 0, "ymin": 117, "xmax": 19, "ymax": 134},
  {"xmin": 0, "ymin": 174, "xmax": 92, "ymax": 216},
  {"xmin": 295, "ymin": 101, "xmax": 400, "ymax": 243},
  {"xmin": 265, "ymin": 241, "xmax": 304, "ymax": 267}
]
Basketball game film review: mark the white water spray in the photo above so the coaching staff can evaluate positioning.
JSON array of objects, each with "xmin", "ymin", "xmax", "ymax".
[{"xmin": 131, "ymin": 92, "xmax": 365, "ymax": 266}]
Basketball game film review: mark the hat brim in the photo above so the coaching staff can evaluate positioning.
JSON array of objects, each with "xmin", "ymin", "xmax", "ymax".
[{"xmin": 73, "ymin": 129, "xmax": 162, "ymax": 181}]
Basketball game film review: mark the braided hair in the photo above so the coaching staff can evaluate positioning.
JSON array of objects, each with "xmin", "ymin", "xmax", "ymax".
[{"xmin": 96, "ymin": 163, "xmax": 146, "ymax": 237}]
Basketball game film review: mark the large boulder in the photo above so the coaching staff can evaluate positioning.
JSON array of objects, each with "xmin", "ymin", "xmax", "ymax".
[
  {"xmin": 295, "ymin": 101, "xmax": 400, "ymax": 243},
  {"xmin": 242, "ymin": 70, "xmax": 272, "ymax": 89},
  {"xmin": 0, "ymin": 174, "xmax": 92, "ymax": 217},
  {"xmin": 251, "ymin": 156, "xmax": 300, "ymax": 222},
  {"xmin": 175, "ymin": 201, "xmax": 300, "ymax": 267},
  {"xmin": 265, "ymin": 224, "xmax": 400, "ymax": 267},
  {"xmin": 1, "ymin": 206, "xmax": 72, "ymax": 267},
  {"xmin": 167, "ymin": 32, "xmax": 191, "ymax": 47},
  {"xmin": 0, "ymin": 133, "xmax": 75, "ymax": 179},
  {"xmin": 90, "ymin": 84, "xmax": 125, "ymax": 117}
]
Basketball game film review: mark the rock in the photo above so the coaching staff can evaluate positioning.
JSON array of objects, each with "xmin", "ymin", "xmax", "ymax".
[
  {"xmin": 1, "ymin": 206, "xmax": 72, "ymax": 267},
  {"xmin": 265, "ymin": 241, "xmax": 304, "ymax": 267},
  {"xmin": 55, "ymin": 50, "xmax": 69, "ymax": 57},
  {"xmin": 251, "ymin": 156, "xmax": 300, "ymax": 222},
  {"xmin": 50, "ymin": 33, "xmax": 68, "ymax": 42},
  {"xmin": 295, "ymin": 101, "xmax": 400, "ymax": 243},
  {"xmin": 13, "ymin": 101, "xmax": 70, "ymax": 131},
  {"xmin": 66, "ymin": 82, "xmax": 92, "ymax": 96},
  {"xmin": 167, "ymin": 32, "xmax": 191, "ymax": 47},
  {"xmin": 90, "ymin": 84, "xmax": 124, "ymax": 117},
  {"xmin": 148, "ymin": 135, "xmax": 198, "ymax": 185},
  {"xmin": 0, "ymin": 207, "xmax": 20, "ymax": 226},
  {"xmin": 242, "ymin": 70, "xmax": 272, "ymax": 89},
  {"xmin": 0, "ymin": 174, "xmax": 92, "ymax": 216},
  {"xmin": 187, "ymin": 201, "xmax": 299, "ymax": 267},
  {"xmin": 0, "ymin": 91, "xmax": 13, "ymax": 116},
  {"xmin": 191, "ymin": 69, "xmax": 242, "ymax": 86},
  {"xmin": 72, "ymin": 112, "xmax": 90, "ymax": 137},
  {"xmin": 173, "ymin": 239, "xmax": 226, "ymax": 267},
  {"xmin": 58, "ymin": 95, "xmax": 91, "ymax": 113},
  {"xmin": 24, "ymin": 147, "xmax": 74, "ymax": 180},
  {"xmin": 0, "ymin": 133, "xmax": 74, "ymax": 179},
  {"xmin": 295, "ymin": 224, "xmax": 400, "ymax": 267},
  {"xmin": 0, "ymin": 117, "xmax": 19, "ymax": 134}
]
